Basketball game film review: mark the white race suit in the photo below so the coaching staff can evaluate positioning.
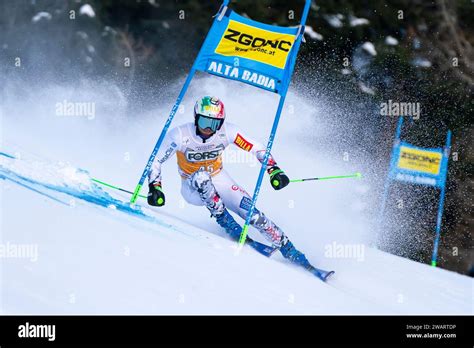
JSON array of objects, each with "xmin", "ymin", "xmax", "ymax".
[{"xmin": 148, "ymin": 122, "xmax": 286, "ymax": 246}]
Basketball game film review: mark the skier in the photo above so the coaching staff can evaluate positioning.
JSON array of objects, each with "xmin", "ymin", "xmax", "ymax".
[{"xmin": 147, "ymin": 96, "xmax": 310, "ymax": 267}]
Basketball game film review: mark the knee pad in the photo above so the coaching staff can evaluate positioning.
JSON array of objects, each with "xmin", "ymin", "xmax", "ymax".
[{"xmin": 190, "ymin": 170, "xmax": 212, "ymax": 193}]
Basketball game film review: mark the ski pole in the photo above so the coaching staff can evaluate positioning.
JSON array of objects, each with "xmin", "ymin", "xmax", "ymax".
[
  {"xmin": 290, "ymin": 172, "xmax": 362, "ymax": 183},
  {"xmin": 91, "ymin": 178, "xmax": 148, "ymax": 199}
]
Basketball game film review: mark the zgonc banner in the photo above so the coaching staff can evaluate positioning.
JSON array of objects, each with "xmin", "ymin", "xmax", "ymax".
[
  {"xmin": 389, "ymin": 142, "xmax": 448, "ymax": 188},
  {"xmin": 194, "ymin": 8, "xmax": 300, "ymax": 94}
]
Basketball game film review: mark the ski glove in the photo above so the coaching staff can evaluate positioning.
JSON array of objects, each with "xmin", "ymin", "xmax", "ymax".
[
  {"xmin": 268, "ymin": 166, "xmax": 290, "ymax": 190},
  {"xmin": 148, "ymin": 182, "xmax": 165, "ymax": 207}
]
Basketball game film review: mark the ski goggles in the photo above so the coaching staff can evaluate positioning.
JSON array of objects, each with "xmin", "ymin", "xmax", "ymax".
[{"xmin": 196, "ymin": 115, "xmax": 223, "ymax": 132}]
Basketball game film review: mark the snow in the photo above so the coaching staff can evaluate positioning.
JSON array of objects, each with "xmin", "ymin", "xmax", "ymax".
[
  {"xmin": 385, "ymin": 36, "xmax": 399, "ymax": 46},
  {"xmin": 1, "ymin": 150, "xmax": 471, "ymax": 314},
  {"xmin": 79, "ymin": 4, "xmax": 95, "ymax": 18},
  {"xmin": 358, "ymin": 81, "xmax": 375, "ymax": 95},
  {"xmin": 304, "ymin": 26, "xmax": 323, "ymax": 41},
  {"xmin": 324, "ymin": 14, "xmax": 344, "ymax": 28},
  {"xmin": 361, "ymin": 42, "xmax": 377, "ymax": 56},
  {"xmin": 0, "ymin": 77, "xmax": 472, "ymax": 314},
  {"xmin": 349, "ymin": 16, "xmax": 369, "ymax": 27},
  {"xmin": 413, "ymin": 37, "xmax": 421, "ymax": 50},
  {"xmin": 76, "ymin": 31, "xmax": 88, "ymax": 40},
  {"xmin": 412, "ymin": 57, "xmax": 432, "ymax": 68},
  {"xmin": 32, "ymin": 12, "xmax": 52, "ymax": 23}
]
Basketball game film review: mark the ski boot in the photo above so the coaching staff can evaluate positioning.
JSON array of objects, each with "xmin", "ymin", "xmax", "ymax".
[
  {"xmin": 279, "ymin": 237, "xmax": 311, "ymax": 269},
  {"xmin": 216, "ymin": 209, "xmax": 243, "ymax": 241}
]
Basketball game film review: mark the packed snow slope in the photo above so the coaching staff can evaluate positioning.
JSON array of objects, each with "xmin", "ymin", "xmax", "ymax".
[{"xmin": 0, "ymin": 76, "xmax": 472, "ymax": 314}]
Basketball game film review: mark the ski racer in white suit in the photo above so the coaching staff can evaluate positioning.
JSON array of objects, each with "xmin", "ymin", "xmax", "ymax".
[{"xmin": 147, "ymin": 96, "xmax": 310, "ymax": 265}]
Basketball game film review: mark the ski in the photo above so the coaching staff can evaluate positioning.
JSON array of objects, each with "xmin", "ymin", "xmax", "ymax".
[
  {"xmin": 246, "ymin": 236, "xmax": 334, "ymax": 281},
  {"xmin": 243, "ymin": 234, "xmax": 334, "ymax": 280},
  {"xmin": 246, "ymin": 237, "xmax": 278, "ymax": 257},
  {"xmin": 306, "ymin": 264, "xmax": 335, "ymax": 282}
]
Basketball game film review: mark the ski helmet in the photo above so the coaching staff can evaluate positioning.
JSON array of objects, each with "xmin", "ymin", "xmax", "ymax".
[{"xmin": 194, "ymin": 96, "xmax": 225, "ymax": 133}]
